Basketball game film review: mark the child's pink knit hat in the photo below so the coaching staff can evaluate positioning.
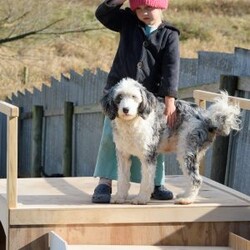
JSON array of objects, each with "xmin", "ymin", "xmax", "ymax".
[{"xmin": 129, "ymin": 0, "xmax": 168, "ymax": 11}]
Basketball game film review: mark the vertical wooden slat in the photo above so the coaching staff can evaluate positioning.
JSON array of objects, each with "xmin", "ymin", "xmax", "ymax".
[
  {"xmin": 210, "ymin": 75, "xmax": 238, "ymax": 184},
  {"xmin": 31, "ymin": 105, "xmax": 44, "ymax": 177},
  {"xmin": 63, "ymin": 102, "xmax": 74, "ymax": 177}
]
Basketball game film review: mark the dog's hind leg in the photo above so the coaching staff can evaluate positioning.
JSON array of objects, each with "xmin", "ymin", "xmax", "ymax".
[
  {"xmin": 175, "ymin": 129, "xmax": 206, "ymax": 204},
  {"xmin": 175, "ymin": 152, "xmax": 202, "ymax": 204},
  {"xmin": 111, "ymin": 150, "xmax": 131, "ymax": 204},
  {"xmin": 131, "ymin": 158, "xmax": 156, "ymax": 205}
]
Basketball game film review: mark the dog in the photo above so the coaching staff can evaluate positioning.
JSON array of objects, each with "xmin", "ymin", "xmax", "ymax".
[{"xmin": 101, "ymin": 78, "xmax": 241, "ymax": 205}]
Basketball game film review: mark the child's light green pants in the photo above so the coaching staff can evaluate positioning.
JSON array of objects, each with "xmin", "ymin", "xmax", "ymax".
[{"xmin": 94, "ymin": 117, "xmax": 165, "ymax": 186}]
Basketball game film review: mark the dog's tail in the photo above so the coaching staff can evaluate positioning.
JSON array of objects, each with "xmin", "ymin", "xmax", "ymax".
[{"xmin": 207, "ymin": 91, "xmax": 241, "ymax": 136}]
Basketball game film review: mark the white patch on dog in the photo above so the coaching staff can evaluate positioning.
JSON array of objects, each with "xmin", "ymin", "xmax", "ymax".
[{"xmin": 101, "ymin": 78, "xmax": 241, "ymax": 205}]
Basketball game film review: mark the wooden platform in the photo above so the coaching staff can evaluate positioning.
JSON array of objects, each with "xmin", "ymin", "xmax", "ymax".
[{"xmin": 0, "ymin": 176, "xmax": 249, "ymax": 249}]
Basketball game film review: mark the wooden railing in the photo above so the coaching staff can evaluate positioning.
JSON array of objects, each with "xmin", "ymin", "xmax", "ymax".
[
  {"xmin": 194, "ymin": 90, "xmax": 250, "ymax": 110},
  {"xmin": 193, "ymin": 90, "xmax": 250, "ymax": 177},
  {"xmin": 0, "ymin": 101, "xmax": 19, "ymax": 209}
]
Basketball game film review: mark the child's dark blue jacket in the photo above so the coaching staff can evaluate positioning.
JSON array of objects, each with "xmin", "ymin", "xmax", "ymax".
[{"xmin": 95, "ymin": 2, "xmax": 180, "ymax": 98}]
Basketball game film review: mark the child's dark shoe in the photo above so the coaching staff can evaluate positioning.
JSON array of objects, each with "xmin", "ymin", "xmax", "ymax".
[
  {"xmin": 92, "ymin": 184, "xmax": 112, "ymax": 203},
  {"xmin": 151, "ymin": 185, "xmax": 173, "ymax": 200}
]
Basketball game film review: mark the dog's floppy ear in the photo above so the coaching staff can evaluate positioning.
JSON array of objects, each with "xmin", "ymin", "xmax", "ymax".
[
  {"xmin": 100, "ymin": 88, "xmax": 118, "ymax": 120},
  {"xmin": 138, "ymin": 88, "xmax": 156, "ymax": 119}
]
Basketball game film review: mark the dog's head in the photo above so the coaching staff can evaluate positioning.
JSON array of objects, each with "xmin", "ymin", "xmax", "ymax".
[
  {"xmin": 207, "ymin": 91, "xmax": 241, "ymax": 136},
  {"xmin": 100, "ymin": 78, "xmax": 157, "ymax": 120}
]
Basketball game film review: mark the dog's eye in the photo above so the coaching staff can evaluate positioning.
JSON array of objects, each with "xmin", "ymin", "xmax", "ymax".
[{"xmin": 115, "ymin": 94, "xmax": 122, "ymax": 104}]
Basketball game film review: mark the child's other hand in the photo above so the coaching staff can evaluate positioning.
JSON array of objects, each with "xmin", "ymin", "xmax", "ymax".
[{"xmin": 164, "ymin": 96, "xmax": 177, "ymax": 128}]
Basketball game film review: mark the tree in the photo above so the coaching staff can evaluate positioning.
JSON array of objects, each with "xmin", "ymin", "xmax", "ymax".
[
  {"xmin": 0, "ymin": 0, "xmax": 103, "ymax": 44},
  {"xmin": 0, "ymin": 0, "xmax": 107, "ymax": 99}
]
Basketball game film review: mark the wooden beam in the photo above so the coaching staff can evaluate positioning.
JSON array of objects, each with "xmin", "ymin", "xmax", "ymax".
[
  {"xmin": 0, "ymin": 101, "xmax": 19, "ymax": 118},
  {"xmin": 193, "ymin": 90, "xmax": 250, "ymax": 110}
]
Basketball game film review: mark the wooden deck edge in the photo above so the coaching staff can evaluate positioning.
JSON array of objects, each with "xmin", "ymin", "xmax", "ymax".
[{"xmin": 9, "ymin": 205, "xmax": 250, "ymax": 226}]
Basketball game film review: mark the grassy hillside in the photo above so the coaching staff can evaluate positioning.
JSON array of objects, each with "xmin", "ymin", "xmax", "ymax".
[{"xmin": 0, "ymin": 0, "xmax": 249, "ymax": 99}]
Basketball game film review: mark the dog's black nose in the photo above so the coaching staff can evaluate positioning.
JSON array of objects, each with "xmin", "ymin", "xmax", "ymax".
[
  {"xmin": 208, "ymin": 126, "xmax": 217, "ymax": 133},
  {"xmin": 123, "ymin": 107, "xmax": 129, "ymax": 114}
]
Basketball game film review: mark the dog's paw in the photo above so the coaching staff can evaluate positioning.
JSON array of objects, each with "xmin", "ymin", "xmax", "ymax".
[
  {"xmin": 130, "ymin": 195, "xmax": 150, "ymax": 205},
  {"xmin": 111, "ymin": 194, "xmax": 126, "ymax": 204},
  {"xmin": 175, "ymin": 192, "xmax": 196, "ymax": 205},
  {"xmin": 175, "ymin": 197, "xmax": 194, "ymax": 205}
]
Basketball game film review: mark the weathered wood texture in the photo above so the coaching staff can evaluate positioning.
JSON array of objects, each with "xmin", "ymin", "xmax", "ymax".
[{"xmin": 8, "ymin": 222, "xmax": 250, "ymax": 250}]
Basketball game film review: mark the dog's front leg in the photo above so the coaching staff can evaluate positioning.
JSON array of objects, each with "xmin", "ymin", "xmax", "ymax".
[
  {"xmin": 111, "ymin": 150, "xmax": 131, "ymax": 204},
  {"xmin": 131, "ymin": 158, "xmax": 156, "ymax": 205}
]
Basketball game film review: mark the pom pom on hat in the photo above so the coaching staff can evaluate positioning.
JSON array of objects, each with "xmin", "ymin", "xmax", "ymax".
[{"xmin": 129, "ymin": 0, "xmax": 168, "ymax": 11}]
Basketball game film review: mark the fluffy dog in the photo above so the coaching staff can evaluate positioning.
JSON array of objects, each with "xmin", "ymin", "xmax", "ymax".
[{"xmin": 101, "ymin": 78, "xmax": 241, "ymax": 205}]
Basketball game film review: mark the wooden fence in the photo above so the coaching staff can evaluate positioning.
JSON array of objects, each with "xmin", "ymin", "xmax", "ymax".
[{"xmin": 0, "ymin": 47, "xmax": 249, "ymax": 195}]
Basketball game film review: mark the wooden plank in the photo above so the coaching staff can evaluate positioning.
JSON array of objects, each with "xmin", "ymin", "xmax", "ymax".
[
  {"xmin": 0, "ymin": 101, "xmax": 19, "ymax": 118},
  {"xmin": 7, "ymin": 116, "xmax": 18, "ymax": 209},
  {"xmin": 193, "ymin": 90, "xmax": 250, "ymax": 110},
  {"xmin": 63, "ymin": 102, "xmax": 74, "ymax": 177},
  {"xmin": 8, "ymin": 222, "xmax": 248, "ymax": 248},
  {"xmin": 31, "ymin": 106, "xmax": 44, "ymax": 177},
  {"xmin": 210, "ymin": 75, "xmax": 238, "ymax": 184},
  {"xmin": 9, "ymin": 205, "xmax": 250, "ymax": 225},
  {"xmin": 229, "ymin": 232, "xmax": 250, "ymax": 250}
]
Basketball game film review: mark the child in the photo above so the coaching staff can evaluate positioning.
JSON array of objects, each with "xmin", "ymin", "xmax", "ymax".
[{"xmin": 92, "ymin": 0, "xmax": 180, "ymax": 203}]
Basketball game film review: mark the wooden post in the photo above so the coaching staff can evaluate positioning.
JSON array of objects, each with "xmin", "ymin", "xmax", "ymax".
[
  {"xmin": 31, "ymin": 105, "xmax": 44, "ymax": 177},
  {"xmin": 7, "ymin": 115, "xmax": 18, "ymax": 208},
  {"xmin": 63, "ymin": 102, "xmax": 74, "ymax": 177},
  {"xmin": 210, "ymin": 75, "xmax": 238, "ymax": 184},
  {"xmin": 0, "ymin": 101, "xmax": 19, "ymax": 210},
  {"xmin": 22, "ymin": 66, "xmax": 29, "ymax": 85}
]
